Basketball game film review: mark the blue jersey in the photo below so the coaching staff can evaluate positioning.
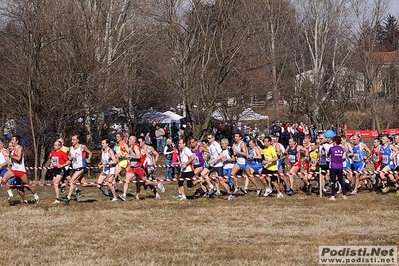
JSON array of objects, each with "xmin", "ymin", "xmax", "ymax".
[
  {"xmin": 248, "ymin": 147, "xmax": 262, "ymax": 173},
  {"xmin": 352, "ymin": 144, "xmax": 366, "ymax": 171},
  {"xmin": 380, "ymin": 144, "xmax": 394, "ymax": 169}
]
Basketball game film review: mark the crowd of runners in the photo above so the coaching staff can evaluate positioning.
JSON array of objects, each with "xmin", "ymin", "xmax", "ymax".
[{"xmin": 0, "ymin": 125, "xmax": 398, "ymax": 205}]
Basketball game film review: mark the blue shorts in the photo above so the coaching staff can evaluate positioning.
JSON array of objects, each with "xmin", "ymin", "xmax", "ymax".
[
  {"xmin": 277, "ymin": 160, "xmax": 283, "ymax": 171},
  {"xmin": 343, "ymin": 159, "xmax": 351, "ymax": 171},
  {"xmin": 8, "ymin": 177, "xmax": 22, "ymax": 186},
  {"xmin": 249, "ymin": 163, "xmax": 263, "ymax": 174},
  {"xmin": 223, "ymin": 168, "xmax": 233, "ymax": 186},
  {"xmin": 0, "ymin": 168, "xmax": 8, "ymax": 177},
  {"xmin": 0, "ymin": 169, "xmax": 20, "ymax": 185},
  {"xmin": 353, "ymin": 162, "xmax": 365, "ymax": 171},
  {"xmin": 223, "ymin": 168, "xmax": 232, "ymax": 177},
  {"xmin": 235, "ymin": 163, "xmax": 248, "ymax": 171},
  {"xmin": 382, "ymin": 162, "xmax": 395, "ymax": 170},
  {"xmin": 73, "ymin": 167, "xmax": 88, "ymax": 174}
]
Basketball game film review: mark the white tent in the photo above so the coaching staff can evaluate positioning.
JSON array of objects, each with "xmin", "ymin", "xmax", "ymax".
[
  {"xmin": 211, "ymin": 109, "xmax": 230, "ymax": 121},
  {"xmin": 163, "ymin": 111, "xmax": 183, "ymax": 123},
  {"xmin": 238, "ymin": 108, "xmax": 268, "ymax": 122},
  {"xmin": 140, "ymin": 109, "xmax": 183, "ymax": 124},
  {"xmin": 211, "ymin": 108, "xmax": 268, "ymax": 122}
]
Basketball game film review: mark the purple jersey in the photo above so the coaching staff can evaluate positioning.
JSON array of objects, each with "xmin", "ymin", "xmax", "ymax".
[{"xmin": 328, "ymin": 145, "xmax": 344, "ymax": 169}]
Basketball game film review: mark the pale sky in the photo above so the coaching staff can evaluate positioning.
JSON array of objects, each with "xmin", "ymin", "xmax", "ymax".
[{"xmin": 388, "ymin": 0, "xmax": 399, "ymax": 16}]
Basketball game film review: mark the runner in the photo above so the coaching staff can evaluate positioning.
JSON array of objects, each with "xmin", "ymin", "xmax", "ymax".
[
  {"xmin": 284, "ymin": 138, "xmax": 308, "ymax": 195},
  {"xmin": 190, "ymin": 137, "xmax": 209, "ymax": 193},
  {"xmin": 96, "ymin": 138, "xmax": 118, "ymax": 201},
  {"xmin": 62, "ymin": 134, "xmax": 92, "ymax": 205},
  {"xmin": 1, "ymin": 135, "xmax": 39, "ymax": 205},
  {"xmin": 114, "ymin": 133, "xmax": 129, "ymax": 181},
  {"xmin": 56, "ymin": 138, "xmax": 70, "ymax": 194},
  {"xmin": 229, "ymin": 133, "xmax": 253, "ymax": 194},
  {"xmin": 174, "ymin": 138, "xmax": 195, "ymax": 201},
  {"xmin": 350, "ymin": 134, "xmax": 371, "ymax": 195},
  {"xmin": 377, "ymin": 135, "xmax": 399, "ymax": 193},
  {"xmin": 49, "ymin": 140, "xmax": 70, "ymax": 204},
  {"xmin": 271, "ymin": 136, "xmax": 291, "ymax": 193},
  {"xmin": 0, "ymin": 139, "xmax": 10, "ymax": 183},
  {"xmin": 262, "ymin": 136, "xmax": 283, "ymax": 198},
  {"xmin": 199, "ymin": 134, "xmax": 223, "ymax": 197},
  {"xmin": 306, "ymin": 140, "xmax": 319, "ymax": 191},
  {"xmin": 118, "ymin": 136, "xmax": 146, "ymax": 201},
  {"xmin": 244, "ymin": 139, "xmax": 265, "ymax": 197},
  {"xmin": 137, "ymin": 136, "xmax": 164, "ymax": 199},
  {"xmin": 319, "ymin": 131, "xmax": 334, "ymax": 196}
]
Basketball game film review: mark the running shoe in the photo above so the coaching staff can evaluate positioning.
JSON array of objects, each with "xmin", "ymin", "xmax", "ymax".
[
  {"xmin": 75, "ymin": 189, "xmax": 82, "ymax": 201},
  {"xmin": 329, "ymin": 196, "xmax": 336, "ymax": 201},
  {"xmin": 209, "ymin": 187, "xmax": 215, "ymax": 196},
  {"xmin": 111, "ymin": 197, "xmax": 118, "ymax": 202},
  {"xmin": 241, "ymin": 187, "xmax": 248, "ymax": 194},
  {"xmin": 34, "ymin": 196, "xmax": 40, "ymax": 206},
  {"xmin": 233, "ymin": 187, "xmax": 241, "ymax": 195},
  {"xmin": 286, "ymin": 188, "xmax": 295, "ymax": 196},
  {"xmin": 193, "ymin": 189, "xmax": 203, "ymax": 197},
  {"xmin": 342, "ymin": 195, "xmax": 347, "ymax": 200},
  {"xmin": 7, "ymin": 195, "xmax": 14, "ymax": 204},
  {"xmin": 155, "ymin": 193, "xmax": 161, "ymax": 200},
  {"xmin": 173, "ymin": 194, "xmax": 182, "ymax": 199},
  {"xmin": 118, "ymin": 194, "xmax": 127, "ymax": 201},
  {"xmin": 382, "ymin": 186, "xmax": 390, "ymax": 193},
  {"xmin": 370, "ymin": 174, "xmax": 376, "ymax": 184},
  {"xmin": 351, "ymin": 190, "xmax": 357, "ymax": 195},
  {"xmin": 277, "ymin": 192, "xmax": 283, "ymax": 198},
  {"xmin": 60, "ymin": 186, "xmax": 66, "ymax": 194},
  {"xmin": 263, "ymin": 187, "xmax": 272, "ymax": 197},
  {"xmin": 52, "ymin": 199, "xmax": 61, "ymax": 204},
  {"xmin": 256, "ymin": 188, "xmax": 262, "ymax": 197},
  {"xmin": 227, "ymin": 194, "xmax": 233, "ymax": 201},
  {"xmin": 179, "ymin": 196, "xmax": 187, "ymax": 202},
  {"xmin": 157, "ymin": 182, "xmax": 165, "ymax": 193},
  {"xmin": 60, "ymin": 197, "xmax": 70, "ymax": 205},
  {"xmin": 215, "ymin": 191, "xmax": 222, "ymax": 196}
]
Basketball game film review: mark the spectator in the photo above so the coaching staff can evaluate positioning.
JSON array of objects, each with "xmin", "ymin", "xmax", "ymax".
[
  {"xmin": 163, "ymin": 125, "xmax": 170, "ymax": 139},
  {"xmin": 297, "ymin": 121, "xmax": 305, "ymax": 145},
  {"xmin": 155, "ymin": 124, "xmax": 165, "ymax": 154},
  {"xmin": 145, "ymin": 132, "xmax": 152, "ymax": 146},
  {"xmin": 150, "ymin": 121, "xmax": 157, "ymax": 150},
  {"xmin": 171, "ymin": 122, "xmax": 179, "ymax": 145},
  {"xmin": 100, "ymin": 123, "xmax": 109, "ymax": 140},
  {"xmin": 164, "ymin": 138, "xmax": 174, "ymax": 179},
  {"xmin": 183, "ymin": 122, "xmax": 193, "ymax": 142}
]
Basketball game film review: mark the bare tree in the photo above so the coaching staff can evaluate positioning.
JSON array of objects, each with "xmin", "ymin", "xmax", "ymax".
[
  {"xmin": 350, "ymin": 0, "xmax": 390, "ymax": 132},
  {"xmin": 292, "ymin": 0, "xmax": 359, "ymax": 127},
  {"xmin": 152, "ymin": 0, "xmax": 250, "ymax": 138}
]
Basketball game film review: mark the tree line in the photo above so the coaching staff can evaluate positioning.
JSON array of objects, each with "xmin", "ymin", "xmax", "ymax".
[{"xmin": 0, "ymin": 0, "xmax": 398, "ymax": 179}]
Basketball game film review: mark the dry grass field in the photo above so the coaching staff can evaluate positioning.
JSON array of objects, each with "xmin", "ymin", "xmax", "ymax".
[{"xmin": 1, "ymin": 170, "xmax": 399, "ymax": 266}]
